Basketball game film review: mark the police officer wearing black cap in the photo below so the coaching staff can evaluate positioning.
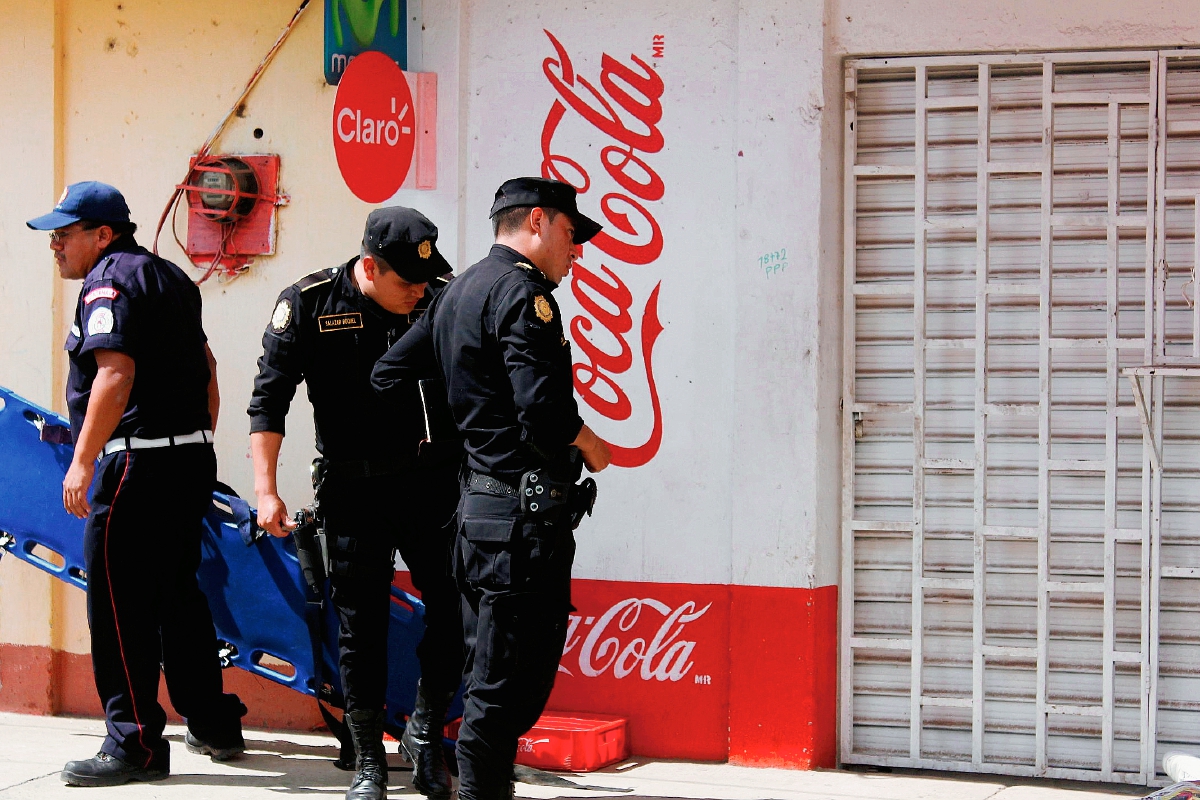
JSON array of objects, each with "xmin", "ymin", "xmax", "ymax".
[
  {"xmin": 372, "ymin": 177, "xmax": 612, "ymax": 800},
  {"xmin": 27, "ymin": 181, "xmax": 247, "ymax": 786},
  {"xmin": 248, "ymin": 207, "xmax": 464, "ymax": 800}
]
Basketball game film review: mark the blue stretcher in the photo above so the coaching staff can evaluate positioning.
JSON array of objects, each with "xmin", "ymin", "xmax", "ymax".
[{"xmin": 0, "ymin": 385, "xmax": 462, "ymax": 752}]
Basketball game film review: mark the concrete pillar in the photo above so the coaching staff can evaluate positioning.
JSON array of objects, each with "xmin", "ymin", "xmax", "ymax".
[
  {"xmin": 0, "ymin": 0, "xmax": 62, "ymax": 715},
  {"xmin": 728, "ymin": 0, "xmax": 842, "ymax": 767}
]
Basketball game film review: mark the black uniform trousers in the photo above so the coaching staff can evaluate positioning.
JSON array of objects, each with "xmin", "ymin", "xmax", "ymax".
[
  {"xmin": 321, "ymin": 461, "xmax": 464, "ymax": 712},
  {"xmin": 453, "ymin": 483, "xmax": 575, "ymax": 800},
  {"xmin": 84, "ymin": 445, "xmax": 243, "ymax": 768}
]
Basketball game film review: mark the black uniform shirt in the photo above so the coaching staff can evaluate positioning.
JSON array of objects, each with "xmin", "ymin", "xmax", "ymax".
[
  {"xmin": 373, "ymin": 244, "xmax": 583, "ymax": 483},
  {"xmin": 64, "ymin": 235, "xmax": 211, "ymax": 442},
  {"xmin": 247, "ymin": 258, "xmax": 437, "ymax": 462}
]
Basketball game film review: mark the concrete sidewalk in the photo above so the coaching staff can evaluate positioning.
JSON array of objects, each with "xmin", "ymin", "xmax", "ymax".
[{"xmin": 0, "ymin": 711, "xmax": 1151, "ymax": 800}]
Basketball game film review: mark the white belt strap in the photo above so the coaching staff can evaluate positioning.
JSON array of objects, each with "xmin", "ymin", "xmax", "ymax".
[{"xmin": 102, "ymin": 429, "xmax": 213, "ymax": 457}]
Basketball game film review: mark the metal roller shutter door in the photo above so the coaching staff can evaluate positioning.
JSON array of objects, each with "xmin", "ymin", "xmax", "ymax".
[{"xmin": 841, "ymin": 51, "xmax": 1200, "ymax": 785}]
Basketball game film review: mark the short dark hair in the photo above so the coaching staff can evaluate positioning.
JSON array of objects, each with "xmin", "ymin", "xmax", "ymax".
[
  {"xmin": 491, "ymin": 205, "xmax": 558, "ymax": 238},
  {"xmin": 360, "ymin": 246, "xmax": 394, "ymax": 274},
  {"xmin": 82, "ymin": 219, "xmax": 138, "ymax": 238}
]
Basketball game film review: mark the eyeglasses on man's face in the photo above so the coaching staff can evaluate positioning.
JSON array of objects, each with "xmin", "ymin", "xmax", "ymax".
[{"xmin": 49, "ymin": 225, "xmax": 96, "ymax": 245}]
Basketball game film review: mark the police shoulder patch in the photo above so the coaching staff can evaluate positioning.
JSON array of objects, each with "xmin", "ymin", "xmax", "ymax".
[
  {"xmin": 533, "ymin": 295, "xmax": 553, "ymax": 324},
  {"xmin": 271, "ymin": 299, "xmax": 292, "ymax": 332},
  {"xmin": 84, "ymin": 287, "xmax": 119, "ymax": 304},
  {"xmin": 86, "ymin": 306, "xmax": 114, "ymax": 336}
]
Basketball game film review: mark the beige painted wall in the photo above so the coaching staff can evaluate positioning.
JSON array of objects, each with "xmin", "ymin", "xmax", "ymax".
[
  {"xmin": 45, "ymin": 0, "xmax": 460, "ymax": 506},
  {"xmin": 0, "ymin": 2, "xmax": 58, "ymax": 652},
  {"xmin": 0, "ymin": 0, "xmax": 465, "ymax": 655}
]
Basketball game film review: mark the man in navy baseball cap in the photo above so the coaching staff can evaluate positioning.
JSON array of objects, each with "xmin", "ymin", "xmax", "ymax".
[
  {"xmin": 28, "ymin": 182, "xmax": 139, "ymax": 282},
  {"xmin": 30, "ymin": 181, "xmax": 249, "ymax": 786},
  {"xmin": 27, "ymin": 181, "xmax": 132, "ymax": 230}
]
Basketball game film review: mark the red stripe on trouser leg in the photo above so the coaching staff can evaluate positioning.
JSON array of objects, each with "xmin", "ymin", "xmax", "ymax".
[{"xmin": 100, "ymin": 456, "xmax": 151, "ymax": 766}]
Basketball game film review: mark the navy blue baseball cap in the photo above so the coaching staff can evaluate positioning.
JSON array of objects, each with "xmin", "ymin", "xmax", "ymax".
[{"xmin": 27, "ymin": 181, "xmax": 131, "ymax": 230}]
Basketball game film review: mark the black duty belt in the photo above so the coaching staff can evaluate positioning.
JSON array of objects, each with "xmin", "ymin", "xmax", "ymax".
[
  {"xmin": 323, "ymin": 458, "xmax": 412, "ymax": 479},
  {"xmin": 467, "ymin": 471, "xmax": 519, "ymax": 497}
]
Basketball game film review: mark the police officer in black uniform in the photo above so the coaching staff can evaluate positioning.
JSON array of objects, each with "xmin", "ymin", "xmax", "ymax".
[
  {"xmin": 248, "ymin": 207, "xmax": 463, "ymax": 800},
  {"xmin": 372, "ymin": 178, "xmax": 613, "ymax": 800},
  {"xmin": 28, "ymin": 182, "xmax": 246, "ymax": 787}
]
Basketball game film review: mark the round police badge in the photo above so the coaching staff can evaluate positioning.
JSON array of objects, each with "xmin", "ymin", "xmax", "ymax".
[
  {"xmin": 271, "ymin": 299, "xmax": 292, "ymax": 332},
  {"xmin": 418, "ymin": 240, "xmax": 432, "ymax": 259},
  {"xmin": 86, "ymin": 306, "xmax": 114, "ymax": 336},
  {"xmin": 533, "ymin": 295, "xmax": 553, "ymax": 323}
]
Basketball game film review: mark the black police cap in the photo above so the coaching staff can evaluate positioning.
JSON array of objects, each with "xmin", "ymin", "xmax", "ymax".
[
  {"xmin": 362, "ymin": 206, "xmax": 451, "ymax": 283},
  {"xmin": 489, "ymin": 177, "xmax": 603, "ymax": 245}
]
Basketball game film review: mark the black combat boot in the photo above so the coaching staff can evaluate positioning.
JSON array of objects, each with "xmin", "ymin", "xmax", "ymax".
[
  {"xmin": 61, "ymin": 751, "xmax": 169, "ymax": 787},
  {"xmin": 345, "ymin": 709, "xmax": 388, "ymax": 800},
  {"xmin": 400, "ymin": 681, "xmax": 455, "ymax": 799}
]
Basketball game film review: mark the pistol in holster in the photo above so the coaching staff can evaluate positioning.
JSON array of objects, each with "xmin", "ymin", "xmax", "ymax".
[{"xmin": 292, "ymin": 458, "xmax": 329, "ymax": 609}]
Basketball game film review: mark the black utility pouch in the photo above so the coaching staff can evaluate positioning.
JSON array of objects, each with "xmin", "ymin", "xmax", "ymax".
[{"xmin": 519, "ymin": 468, "xmax": 572, "ymax": 516}]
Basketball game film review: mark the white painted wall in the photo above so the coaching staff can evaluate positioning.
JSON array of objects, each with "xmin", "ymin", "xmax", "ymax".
[
  {"xmin": 731, "ymin": 0, "xmax": 844, "ymax": 590},
  {"xmin": 830, "ymin": 0, "xmax": 1200, "ymax": 56},
  {"xmin": 455, "ymin": 0, "xmax": 847, "ymax": 589},
  {"xmin": 461, "ymin": 1, "xmax": 743, "ymax": 584}
]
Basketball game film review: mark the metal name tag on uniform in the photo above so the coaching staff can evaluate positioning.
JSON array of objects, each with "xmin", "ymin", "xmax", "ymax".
[{"xmin": 317, "ymin": 312, "xmax": 363, "ymax": 332}]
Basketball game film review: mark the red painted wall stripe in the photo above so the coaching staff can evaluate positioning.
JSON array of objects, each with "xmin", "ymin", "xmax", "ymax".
[
  {"xmin": 545, "ymin": 579, "xmax": 731, "ymax": 761},
  {"xmin": 400, "ymin": 573, "xmax": 839, "ymax": 768},
  {"xmin": 0, "ymin": 644, "xmax": 324, "ymax": 731},
  {"xmin": 1, "ymin": 575, "xmax": 841, "ymax": 769},
  {"xmin": 728, "ymin": 584, "xmax": 838, "ymax": 769}
]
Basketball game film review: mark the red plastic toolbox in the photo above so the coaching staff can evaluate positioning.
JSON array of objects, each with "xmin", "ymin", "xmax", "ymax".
[{"xmin": 514, "ymin": 713, "xmax": 629, "ymax": 772}]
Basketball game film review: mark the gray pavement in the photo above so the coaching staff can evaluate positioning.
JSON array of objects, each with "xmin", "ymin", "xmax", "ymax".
[{"xmin": 0, "ymin": 712, "xmax": 1151, "ymax": 799}]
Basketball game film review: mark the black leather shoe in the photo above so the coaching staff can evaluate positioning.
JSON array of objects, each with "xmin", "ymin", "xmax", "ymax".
[
  {"xmin": 400, "ymin": 681, "xmax": 456, "ymax": 799},
  {"xmin": 345, "ymin": 709, "xmax": 388, "ymax": 800},
  {"xmin": 61, "ymin": 752, "xmax": 169, "ymax": 787},
  {"xmin": 185, "ymin": 730, "xmax": 245, "ymax": 762}
]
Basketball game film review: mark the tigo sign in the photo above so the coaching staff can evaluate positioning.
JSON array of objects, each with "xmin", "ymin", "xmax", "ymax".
[{"xmin": 325, "ymin": 0, "xmax": 409, "ymax": 85}]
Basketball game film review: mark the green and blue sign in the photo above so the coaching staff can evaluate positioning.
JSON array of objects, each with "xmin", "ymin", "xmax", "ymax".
[{"xmin": 325, "ymin": 0, "xmax": 408, "ymax": 85}]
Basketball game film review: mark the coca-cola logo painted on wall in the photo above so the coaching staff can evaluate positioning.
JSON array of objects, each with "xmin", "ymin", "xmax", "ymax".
[
  {"xmin": 546, "ymin": 579, "xmax": 730, "ymax": 760},
  {"xmin": 539, "ymin": 30, "xmax": 665, "ymax": 468},
  {"xmin": 561, "ymin": 597, "xmax": 711, "ymax": 681}
]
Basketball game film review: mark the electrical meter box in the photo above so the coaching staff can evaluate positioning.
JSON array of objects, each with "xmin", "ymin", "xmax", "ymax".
[{"xmin": 184, "ymin": 154, "xmax": 280, "ymax": 260}]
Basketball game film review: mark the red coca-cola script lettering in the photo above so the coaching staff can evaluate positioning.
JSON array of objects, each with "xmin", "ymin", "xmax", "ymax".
[
  {"xmin": 559, "ymin": 597, "xmax": 711, "ymax": 681},
  {"xmin": 540, "ymin": 30, "xmax": 666, "ymax": 468}
]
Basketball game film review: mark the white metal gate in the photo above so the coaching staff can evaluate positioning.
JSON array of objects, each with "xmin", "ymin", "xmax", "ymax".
[{"xmin": 841, "ymin": 51, "xmax": 1200, "ymax": 784}]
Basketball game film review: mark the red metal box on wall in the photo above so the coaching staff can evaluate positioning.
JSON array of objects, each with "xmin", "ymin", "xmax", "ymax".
[{"xmin": 515, "ymin": 713, "xmax": 628, "ymax": 772}]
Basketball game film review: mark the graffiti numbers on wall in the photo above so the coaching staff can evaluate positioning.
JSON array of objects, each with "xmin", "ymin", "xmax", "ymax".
[{"xmin": 759, "ymin": 248, "xmax": 788, "ymax": 277}]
